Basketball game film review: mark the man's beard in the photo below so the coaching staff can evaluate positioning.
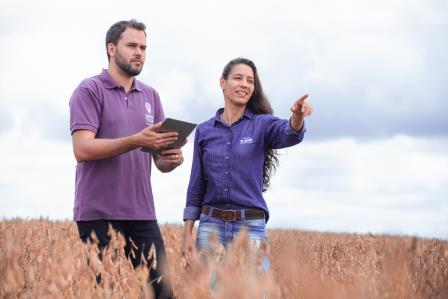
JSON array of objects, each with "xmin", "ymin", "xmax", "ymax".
[{"xmin": 115, "ymin": 51, "xmax": 143, "ymax": 77}]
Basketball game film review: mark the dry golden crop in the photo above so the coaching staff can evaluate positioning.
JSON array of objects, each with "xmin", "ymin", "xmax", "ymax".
[{"xmin": 1, "ymin": 220, "xmax": 447, "ymax": 298}]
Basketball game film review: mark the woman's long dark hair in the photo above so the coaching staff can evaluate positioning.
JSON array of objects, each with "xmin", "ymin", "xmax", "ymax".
[{"xmin": 222, "ymin": 57, "xmax": 279, "ymax": 192}]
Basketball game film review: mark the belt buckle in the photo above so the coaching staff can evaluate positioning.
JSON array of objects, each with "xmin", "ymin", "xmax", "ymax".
[{"xmin": 222, "ymin": 210, "xmax": 237, "ymax": 221}]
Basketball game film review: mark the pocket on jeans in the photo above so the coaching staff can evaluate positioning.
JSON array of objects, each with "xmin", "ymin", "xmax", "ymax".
[
  {"xmin": 199, "ymin": 213, "xmax": 210, "ymax": 223},
  {"xmin": 244, "ymin": 218, "xmax": 268, "ymax": 240}
]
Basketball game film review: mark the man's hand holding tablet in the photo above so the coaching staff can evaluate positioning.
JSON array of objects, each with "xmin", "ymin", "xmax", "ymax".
[{"xmin": 141, "ymin": 118, "xmax": 197, "ymax": 154}]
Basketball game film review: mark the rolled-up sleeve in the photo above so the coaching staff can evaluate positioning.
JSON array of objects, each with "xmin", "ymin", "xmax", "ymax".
[
  {"xmin": 183, "ymin": 128, "xmax": 205, "ymax": 220},
  {"xmin": 183, "ymin": 206, "xmax": 201, "ymax": 221},
  {"xmin": 265, "ymin": 116, "xmax": 306, "ymax": 149},
  {"xmin": 286, "ymin": 118, "xmax": 306, "ymax": 136}
]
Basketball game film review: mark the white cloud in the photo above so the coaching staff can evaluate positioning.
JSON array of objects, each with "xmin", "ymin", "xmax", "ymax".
[
  {"xmin": 1, "ymin": 0, "xmax": 447, "ymax": 137},
  {"xmin": 152, "ymin": 69, "xmax": 196, "ymax": 118},
  {"xmin": 0, "ymin": 130, "xmax": 75, "ymax": 220},
  {"xmin": 266, "ymin": 136, "xmax": 448, "ymax": 239}
]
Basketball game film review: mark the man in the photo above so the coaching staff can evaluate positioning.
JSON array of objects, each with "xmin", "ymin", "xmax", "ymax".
[{"xmin": 69, "ymin": 19, "xmax": 182, "ymax": 299}]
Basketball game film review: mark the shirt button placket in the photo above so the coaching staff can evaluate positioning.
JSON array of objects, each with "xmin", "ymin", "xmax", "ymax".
[{"xmin": 223, "ymin": 131, "xmax": 231, "ymax": 202}]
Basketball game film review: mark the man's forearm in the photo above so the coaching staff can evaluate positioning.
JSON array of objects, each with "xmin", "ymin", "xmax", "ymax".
[{"xmin": 73, "ymin": 134, "xmax": 140, "ymax": 162}]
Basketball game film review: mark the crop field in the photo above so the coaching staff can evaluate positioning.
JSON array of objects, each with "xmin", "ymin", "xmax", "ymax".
[{"xmin": 1, "ymin": 220, "xmax": 447, "ymax": 298}]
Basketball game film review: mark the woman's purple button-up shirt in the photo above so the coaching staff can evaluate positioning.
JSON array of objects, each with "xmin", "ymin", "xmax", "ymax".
[{"xmin": 183, "ymin": 108, "xmax": 306, "ymax": 222}]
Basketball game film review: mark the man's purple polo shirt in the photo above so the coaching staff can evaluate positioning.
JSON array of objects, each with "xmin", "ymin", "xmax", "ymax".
[{"xmin": 69, "ymin": 69, "xmax": 164, "ymax": 221}]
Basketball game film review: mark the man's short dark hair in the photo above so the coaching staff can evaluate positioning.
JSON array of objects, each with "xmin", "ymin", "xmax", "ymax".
[{"xmin": 105, "ymin": 19, "xmax": 146, "ymax": 61}]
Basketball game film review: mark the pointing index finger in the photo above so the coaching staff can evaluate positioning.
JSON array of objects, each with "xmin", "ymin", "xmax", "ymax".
[{"xmin": 297, "ymin": 94, "xmax": 309, "ymax": 104}]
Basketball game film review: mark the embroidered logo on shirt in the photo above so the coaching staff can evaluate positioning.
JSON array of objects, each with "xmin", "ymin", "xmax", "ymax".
[
  {"xmin": 240, "ymin": 137, "xmax": 254, "ymax": 144},
  {"xmin": 144, "ymin": 102, "xmax": 154, "ymax": 125},
  {"xmin": 145, "ymin": 102, "xmax": 152, "ymax": 114}
]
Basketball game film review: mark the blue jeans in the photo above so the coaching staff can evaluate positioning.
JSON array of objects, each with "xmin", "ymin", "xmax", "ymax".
[{"xmin": 196, "ymin": 209, "xmax": 270, "ymax": 270}]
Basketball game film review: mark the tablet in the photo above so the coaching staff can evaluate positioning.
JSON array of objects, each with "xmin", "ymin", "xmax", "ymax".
[{"xmin": 141, "ymin": 118, "xmax": 197, "ymax": 154}]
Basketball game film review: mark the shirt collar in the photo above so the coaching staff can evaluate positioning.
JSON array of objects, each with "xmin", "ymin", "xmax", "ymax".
[
  {"xmin": 213, "ymin": 107, "xmax": 254, "ymax": 126},
  {"xmin": 99, "ymin": 69, "xmax": 143, "ymax": 92}
]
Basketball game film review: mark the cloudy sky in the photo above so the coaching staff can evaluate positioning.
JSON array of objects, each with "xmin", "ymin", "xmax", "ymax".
[{"xmin": 1, "ymin": 0, "xmax": 447, "ymax": 239}]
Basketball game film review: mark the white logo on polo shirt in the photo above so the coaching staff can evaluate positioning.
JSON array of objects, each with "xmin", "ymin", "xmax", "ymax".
[
  {"xmin": 145, "ymin": 102, "xmax": 154, "ymax": 125},
  {"xmin": 240, "ymin": 137, "xmax": 254, "ymax": 144},
  {"xmin": 145, "ymin": 102, "xmax": 152, "ymax": 114}
]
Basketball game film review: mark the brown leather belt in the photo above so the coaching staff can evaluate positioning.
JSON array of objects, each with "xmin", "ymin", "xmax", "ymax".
[{"xmin": 201, "ymin": 206, "xmax": 265, "ymax": 221}]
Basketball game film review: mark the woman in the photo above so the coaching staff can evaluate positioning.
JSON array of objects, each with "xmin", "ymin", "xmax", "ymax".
[{"xmin": 182, "ymin": 57, "xmax": 313, "ymax": 268}]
